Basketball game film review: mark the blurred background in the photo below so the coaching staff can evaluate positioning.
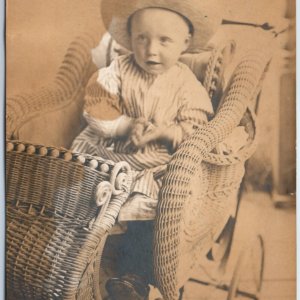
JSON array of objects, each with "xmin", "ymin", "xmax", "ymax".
[{"xmin": 6, "ymin": 0, "xmax": 296, "ymax": 299}]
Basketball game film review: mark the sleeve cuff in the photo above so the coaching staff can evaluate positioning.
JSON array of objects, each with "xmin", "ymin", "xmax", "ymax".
[{"xmin": 83, "ymin": 112, "xmax": 132, "ymax": 138}]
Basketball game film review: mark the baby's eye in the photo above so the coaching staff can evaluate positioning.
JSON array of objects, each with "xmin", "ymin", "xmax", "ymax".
[
  {"xmin": 136, "ymin": 35, "xmax": 147, "ymax": 43},
  {"xmin": 160, "ymin": 36, "xmax": 172, "ymax": 44}
]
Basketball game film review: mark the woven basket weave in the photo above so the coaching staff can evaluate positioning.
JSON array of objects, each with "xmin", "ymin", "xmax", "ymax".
[
  {"xmin": 6, "ymin": 34, "xmax": 98, "ymax": 147},
  {"xmin": 6, "ymin": 141, "xmax": 132, "ymax": 299},
  {"xmin": 153, "ymin": 50, "xmax": 272, "ymax": 299}
]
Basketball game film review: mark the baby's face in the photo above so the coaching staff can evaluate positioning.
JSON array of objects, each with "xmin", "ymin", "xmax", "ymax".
[{"xmin": 130, "ymin": 8, "xmax": 191, "ymax": 75}]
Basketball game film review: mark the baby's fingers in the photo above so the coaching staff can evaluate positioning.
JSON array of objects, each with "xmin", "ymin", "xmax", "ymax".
[
  {"xmin": 137, "ymin": 130, "xmax": 160, "ymax": 146},
  {"xmin": 131, "ymin": 134, "xmax": 141, "ymax": 146},
  {"xmin": 123, "ymin": 139, "xmax": 132, "ymax": 149},
  {"xmin": 123, "ymin": 139, "xmax": 137, "ymax": 153}
]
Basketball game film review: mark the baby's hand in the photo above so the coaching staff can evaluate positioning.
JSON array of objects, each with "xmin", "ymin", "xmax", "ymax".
[
  {"xmin": 135, "ymin": 126, "xmax": 164, "ymax": 147},
  {"xmin": 133, "ymin": 124, "xmax": 176, "ymax": 148},
  {"xmin": 124, "ymin": 118, "xmax": 150, "ymax": 151},
  {"xmin": 124, "ymin": 120, "xmax": 176, "ymax": 151},
  {"xmin": 131, "ymin": 118, "xmax": 148, "ymax": 145}
]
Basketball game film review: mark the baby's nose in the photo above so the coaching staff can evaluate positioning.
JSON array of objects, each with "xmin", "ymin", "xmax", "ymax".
[{"xmin": 146, "ymin": 41, "xmax": 159, "ymax": 56}]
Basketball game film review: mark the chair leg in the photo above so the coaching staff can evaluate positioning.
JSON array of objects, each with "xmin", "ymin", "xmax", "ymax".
[{"xmin": 178, "ymin": 286, "xmax": 184, "ymax": 300}]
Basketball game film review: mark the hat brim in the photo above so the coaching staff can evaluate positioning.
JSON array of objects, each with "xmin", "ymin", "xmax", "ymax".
[{"xmin": 101, "ymin": 0, "xmax": 223, "ymax": 52}]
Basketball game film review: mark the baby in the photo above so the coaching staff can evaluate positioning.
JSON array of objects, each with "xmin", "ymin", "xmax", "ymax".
[
  {"xmin": 72, "ymin": 1, "xmax": 223, "ymax": 298},
  {"xmin": 72, "ymin": 0, "xmax": 223, "ymax": 215}
]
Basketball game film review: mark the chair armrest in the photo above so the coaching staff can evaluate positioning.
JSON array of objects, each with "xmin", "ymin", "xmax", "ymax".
[
  {"xmin": 153, "ymin": 49, "xmax": 272, "ymax": 299},
  {"xmin": 162, "ymin": 49, "xmax": 271, "ymax": 199},
  {"xmin": 6, "ymin": 34, "xmax": 98, "ymax": 141}
]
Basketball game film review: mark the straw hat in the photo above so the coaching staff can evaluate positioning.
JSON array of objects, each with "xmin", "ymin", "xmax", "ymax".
[{"xmin": 101, "ymin": 0, "xmax": 224, "ymax": 52}]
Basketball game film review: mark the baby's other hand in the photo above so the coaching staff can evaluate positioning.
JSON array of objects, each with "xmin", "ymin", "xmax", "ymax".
[
  {"xmin": 124, "ymin": 118, "xmax": 150, "ymax": 151},
  {"xmin": 135, "ymin": 126, "xmax": 163, "ymax": 147},
  {"xmin": 131, "ymin": 118, "xmax": 148, "ymax": 145},
  {"xmin": 124, "ymin": 120, "xmax": 175, "ymax": 151},
  {"xmin": 132, "ymin": 124, "xmax": 176, "ymax": 148}
]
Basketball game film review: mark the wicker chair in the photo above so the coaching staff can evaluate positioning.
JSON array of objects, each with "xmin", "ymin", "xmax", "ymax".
[{"xmin": 6, "ymin": 32, "xmax": 271, "ymax": 300}]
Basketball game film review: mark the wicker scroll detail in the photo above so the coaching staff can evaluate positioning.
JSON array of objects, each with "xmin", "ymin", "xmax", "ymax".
[
  {"xmin": 153, "ymin": 50, "xmax": 272, "ymax": 300},
  {"xmin": 96, "ymin": 181, "xmax": 113, "ymax": 207},
  {"xmin": 6, "ymin": 141, "xmax": 132, "ymax": 300},
  {"xmin": 6, "ymin": 34, "xmax": 97, "ymax": 139}
]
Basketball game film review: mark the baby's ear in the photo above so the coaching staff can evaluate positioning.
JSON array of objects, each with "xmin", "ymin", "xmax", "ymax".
[{"xmin": 184, "ymin": 34, "xmax": 192, "ymax": 51}]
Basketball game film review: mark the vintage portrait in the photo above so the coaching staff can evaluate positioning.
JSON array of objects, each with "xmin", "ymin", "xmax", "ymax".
[{"xmin": 6, "ymin": 0, "xmax": 296, "ymax": 299}]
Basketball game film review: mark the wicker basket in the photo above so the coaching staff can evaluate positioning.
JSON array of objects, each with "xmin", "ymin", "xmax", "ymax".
[{"xmin": 6, "ymin": 141, "xmax": 132, "ymax": 299}]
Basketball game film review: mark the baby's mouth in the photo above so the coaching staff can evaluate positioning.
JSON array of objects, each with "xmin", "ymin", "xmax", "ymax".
[{"xmin": 146, "ymin": 61, "xmax": 161, "ymax": 65}]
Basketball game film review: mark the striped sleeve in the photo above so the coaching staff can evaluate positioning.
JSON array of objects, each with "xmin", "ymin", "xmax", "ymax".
[
  {"xmin": 174, "ymin": 66, "xmax": 214, "ymax": 145},
  {"xmin": 84, "ymin": 58, "xmax": 122, "ymax": 120}
]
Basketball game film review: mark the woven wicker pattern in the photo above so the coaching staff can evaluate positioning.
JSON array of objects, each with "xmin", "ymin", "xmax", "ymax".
[
  {"xmin": 153, "ymin": 50, "xmax": 272, "ymax": 300},
  {"xmin": 6, "ymin": 34, "xmax": 97, "ymax": 140},
  {"xmin": 6, "ymin": 31, "xmax": 272, "ymax": 300},
  {"xmin": 6, "ymin": 141, "xmax": 132, "ymax": 300}
]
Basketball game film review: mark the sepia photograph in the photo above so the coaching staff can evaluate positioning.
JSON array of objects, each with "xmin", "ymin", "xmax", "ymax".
[{"xmin": 5, "ymin": 0, "xmax": 296, "ymax": 299}]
